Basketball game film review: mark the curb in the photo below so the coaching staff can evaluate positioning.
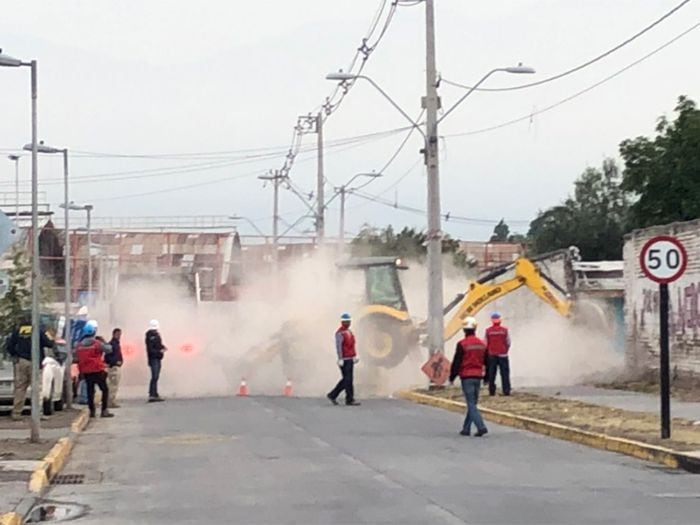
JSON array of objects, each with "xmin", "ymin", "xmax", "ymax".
[
  {"xmin": 397, "ymin": 390, "xmax": 700, "ymax": 473},
  {"xmin": 0, "ymin": 408, "xmax": 90, "ymax": 524}
]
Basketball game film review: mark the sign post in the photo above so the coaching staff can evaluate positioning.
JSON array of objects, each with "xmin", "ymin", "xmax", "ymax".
[{"xmin": 639, "ymin": 235, "xmax": 688, "ymax": 439}]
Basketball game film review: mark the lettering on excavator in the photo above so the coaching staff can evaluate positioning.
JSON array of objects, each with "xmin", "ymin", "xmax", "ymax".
[{"xmin": 465, "ymin": 287, "xmax": 503, "ymax": 316}]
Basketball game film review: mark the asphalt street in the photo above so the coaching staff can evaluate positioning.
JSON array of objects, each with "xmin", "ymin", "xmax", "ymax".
[{"xmin": 43, "ymin": 397, "xmax": 700, "ymax": 525}]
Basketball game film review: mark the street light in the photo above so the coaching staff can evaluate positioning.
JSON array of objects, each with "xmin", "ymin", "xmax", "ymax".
[
  {"xmin": 61, "ymin": 202, "xmax": 93, "ymax": 304},
  {"xmin": 1, "ymin": 49, "xmax": 41, "ymax": 442},
  {"xmin": 327, "ymin": 63, "xmax": 535, "ymax": 358},
  {"xmin": 7, "ymin": 155, "xmax": 20, "ymax": 223},
  {"xmin": 229, "ymin": 215, "xmax": 268, "ymax": 241},
  {"xmin": 25, "ymin": 142, "xmax": 72, "ymax": 408},
  {"xmin": 333, "ymin": 172, "xmax": 382, "ymax": 246}
]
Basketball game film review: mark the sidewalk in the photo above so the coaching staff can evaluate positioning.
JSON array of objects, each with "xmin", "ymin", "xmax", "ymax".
[{"xmin": 522, "ymin": 385, "xmax": 700, "ymax": 422}]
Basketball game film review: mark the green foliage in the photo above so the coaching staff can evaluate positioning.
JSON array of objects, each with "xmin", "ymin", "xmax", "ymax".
[
  {"xmin": 490, "ymin": 219, "xmax": 510, "ymax": 242},
  {"xmin": 0, "ymin": 247, "xmax": 32, "ymax": 338},
  {"xmin": 620, "ymin": 96, "xmax": 700, "ymax": 229},
  {"xmin": 528, "ymin": 159, "xmax": 628, "ymax": 260},
  {"xmin": 350, "ymin": 225, "xmax": 469, "ymax": 269}
]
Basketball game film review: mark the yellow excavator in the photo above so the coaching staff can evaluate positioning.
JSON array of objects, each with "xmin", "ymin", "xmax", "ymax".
[
  {"xmin": 235, "ymin": 254, "xmax": 576, "ymax": 377},
  {"xmin": 341, "ymin": 255, "xmax": 572, "ymax": 368}
]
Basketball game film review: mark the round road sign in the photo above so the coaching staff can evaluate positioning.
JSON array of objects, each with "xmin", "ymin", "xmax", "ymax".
[{"xmin": 639, "ymin": 235, "xmax": 688, "ymax": 284}]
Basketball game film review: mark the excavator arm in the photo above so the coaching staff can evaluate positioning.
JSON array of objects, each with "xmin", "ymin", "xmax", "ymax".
[{"xmin": 443, "ymin": 257, "xmax": 572, "ymax": 341}]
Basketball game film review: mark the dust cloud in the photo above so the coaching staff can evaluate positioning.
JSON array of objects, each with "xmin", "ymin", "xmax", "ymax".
[{"xmin": 94, "ymin": 252, "xmax": 623, "ymax": 400}]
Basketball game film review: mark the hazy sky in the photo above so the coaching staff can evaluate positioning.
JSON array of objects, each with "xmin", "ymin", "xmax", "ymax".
[{"xmin": 1, "ymin": 0, "xmax": 698, "ymax": 240}]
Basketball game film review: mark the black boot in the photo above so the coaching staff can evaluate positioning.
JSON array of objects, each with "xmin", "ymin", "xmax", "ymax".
[{"xmin": 101, "ymin": 409, "xmax": 114, "ymax": 418}]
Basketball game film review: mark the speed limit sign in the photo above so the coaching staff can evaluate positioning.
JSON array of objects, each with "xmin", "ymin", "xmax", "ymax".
[
  {"xmin": 639, "ymin": 235, "xmax": 688, "ymax": 284},
  {"xmin": 639, "ymin": 234, "xmax": 688, "ymax": 440}
]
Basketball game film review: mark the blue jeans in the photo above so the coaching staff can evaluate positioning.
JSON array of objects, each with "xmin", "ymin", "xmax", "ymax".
[
  {"xmin": 461, "ymin": 378, "xmax": 486, "ymax": 434},
  {"xmin": 148, "ymin": 358, "xmax": 162, "ymax": 398}
]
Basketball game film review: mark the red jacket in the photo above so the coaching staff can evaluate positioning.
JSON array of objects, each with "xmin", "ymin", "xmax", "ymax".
[
  {"xmin": 485, "ymin": 323, "xmax": 510, "ymax": 356},
  {"xmin": 450, "ymin": 334, "xmax": 487, "ymax": 381},
  {"xmin": 335, "ymin": 326, "xmax": 357, "ymax": 359},
  {"xmin": 76, "ymin": 338, "xmax": 108, "ymax": 374}
]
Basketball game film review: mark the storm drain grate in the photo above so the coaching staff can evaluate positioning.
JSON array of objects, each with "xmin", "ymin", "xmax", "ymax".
[{"xmin": 52, "ymin": 474, "xmax": 85, "ymax": 485}]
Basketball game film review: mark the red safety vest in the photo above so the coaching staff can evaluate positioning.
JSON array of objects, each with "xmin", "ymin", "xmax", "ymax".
[
  {"xmin": 458, "ymin": 335, "xmax": 487, "ymax": 378},
  {"xmin": 485, "ymin": 324, "xmax": 510, "ymax": 356},
  {"xmin": 76, "ymin": 340, "xmax": 106, "ymax": 374},
  {"xmin": 336, "ymin": 326, "xmax": 357, "ymax": 359}
]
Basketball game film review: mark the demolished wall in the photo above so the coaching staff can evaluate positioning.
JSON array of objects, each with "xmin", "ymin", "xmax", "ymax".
[{"xmin": 624, "ymin": 219, "xmax": 700, "ymax": 376}]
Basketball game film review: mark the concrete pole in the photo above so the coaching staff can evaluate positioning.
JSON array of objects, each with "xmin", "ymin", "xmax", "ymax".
[
  {"xmin": 29, "ymin": 60, "xmax": 40, "ymax": 442},
  {"xmin": 62, "ymin": 149, "xmax": 73, "ymax": 408},
  {"xmin": 273, "ymin": 173, "xmax": 279, "ymax": 266},
  {"xmin": 8, "ymin": 155, "xmax": 20, "ymax": 223},
  {"xmin": 424, "ymin": 0, "xmax": 445, "ymax": 356},
  {"xmin": 86, "ymin": 205, "xmax": 93, "ymax": 303},
  {"xmin": 316, "ymin": 113, "xmax": 325, "ymax": 244},
  {"xmin": 339, "ymin": 187, "xmax": 346, "ymax": 248}
]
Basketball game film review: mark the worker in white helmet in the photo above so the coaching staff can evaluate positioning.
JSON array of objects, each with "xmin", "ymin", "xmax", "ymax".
[{"xmin": 449, "ymin": 317, "xmax": 488, "ymax": 437}]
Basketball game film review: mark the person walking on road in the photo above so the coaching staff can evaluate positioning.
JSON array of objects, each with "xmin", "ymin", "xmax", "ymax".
[
  {"xmin": 76, "ymin": 321, "xmax": 114, "ymax": 419},
  {"xmin": 327, "ymin": 312, "xmax": 360, "ymax": 406},
  {"xmin": 105, "ymin": 328, "xmax": 123, "ymax": 408},
  {"xmin": 6, "ymin": 313, "xmax": 56, "ymax": 421},
  {"xmin": 145, "ymin": 319, "xmax": 167, "ymax": 402},
  {"xmin": 449, "ymin": 317, "xmax": 488, "ymax": 437},
  {"xmin": 485, "ymin": 312, "xmax": 511, "ymax": 396}
]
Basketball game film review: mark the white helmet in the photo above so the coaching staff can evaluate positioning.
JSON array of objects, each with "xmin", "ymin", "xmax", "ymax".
[
  {"xmin": 149, "ymin": 319, "xmax": 160, "ymax": 330},
  {"xmin": 86, "ymin": 319, "xmax": 98, "ymax": 331},
  {"xmin": 462, "ymin": 317, "xmax": 478, "ymax": 330}
]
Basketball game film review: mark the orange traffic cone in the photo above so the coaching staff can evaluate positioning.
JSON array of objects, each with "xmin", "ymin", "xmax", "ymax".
[
  {"xmin": 237, "ymin": 378, "xmax": 249, "ymax": 397},
  {"xmin": 283, "ymin": 379, "xmax": 293, "ymax": 397}
]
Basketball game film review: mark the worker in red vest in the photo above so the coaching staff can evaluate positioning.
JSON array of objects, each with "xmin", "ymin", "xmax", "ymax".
[
  {"xmin": 449, "ymin": 317, "xmax": 488, "ymax": 437},
  {"xmin": 327, "ymin": 312, "xmax": 360, "ymax": 406},
  {"xmin": 485, "ymin": 312, "xmax": 512, "ymax": 396},
  {"xmin": 76, "ymin": 321, "xmax": 115, "ymax": 419}
]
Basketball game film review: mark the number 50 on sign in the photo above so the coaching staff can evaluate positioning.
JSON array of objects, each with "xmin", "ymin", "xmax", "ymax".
[{"xmin": 639, "ymin": 235, "xmax": 688, "ymax": 284}]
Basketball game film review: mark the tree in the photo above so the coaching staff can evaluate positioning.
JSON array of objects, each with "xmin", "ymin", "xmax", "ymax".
[
  {"xmin": 528, "ymin": 159, "xmax": 628, "ymax": 260},
  {"xmin": 620, "ymin": 96, "xmax": 700, "ymax": 229},
  {"xmin": 490, "ymin": 219, "xmax": 510, "ymax": 242},
  {"xmin": 0, "ymin": 247, "xmax": 32, "ymax": 338},
  {"xmin": 351, "ymin": 225, "xmax": 469, "ymax": 269}
]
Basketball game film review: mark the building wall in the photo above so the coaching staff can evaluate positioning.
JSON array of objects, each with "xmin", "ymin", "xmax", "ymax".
[{"xmin": 624, "ymin": 219, "xmax": 700, "ymax": 376}]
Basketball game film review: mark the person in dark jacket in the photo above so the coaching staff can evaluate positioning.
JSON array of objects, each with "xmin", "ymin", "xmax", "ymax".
[
  {"xmin": 145, "ymin": 319, "xmax": 167, "ymax": 402},
  {"xmin": 105, "ymin": 328, "xmax": 123, "ymax": 408},
  {"xmin": 6, "ymin": 313, "xmax": 55, "ymax": 420},
  {"xmin": 76, "ymin": 321, "xmax": 114, "ymax": 418},
  {"xmin": 449, "ymin": 317, "xmax": 488, "ymax": 437}
]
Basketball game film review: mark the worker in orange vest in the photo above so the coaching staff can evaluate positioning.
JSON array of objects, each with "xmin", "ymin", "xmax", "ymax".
[{"xmin": 485, "ymin": 312, "xmax": 512, "ymax": 396}]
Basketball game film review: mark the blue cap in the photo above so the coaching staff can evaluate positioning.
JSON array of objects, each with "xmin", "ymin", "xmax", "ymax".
[
  {"xmin": 82, "ymin": 324, "xmax": 96, "ymax": 338},
  {"xmin": 340, "ymin": 312, "xmax": 352, "ymax": 322},
  {"xmin": 491, "ymin": 312, "xmax": 502, "ymax": 320}
]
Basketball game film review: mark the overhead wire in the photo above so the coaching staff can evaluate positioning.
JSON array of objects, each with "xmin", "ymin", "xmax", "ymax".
[
  {"xmin": 445, "ymin": 20, "xmax": 700, "ymax": 139},
  {"xmin": 441, "ymin": 0, "xmax": 693, "ymax": 93}
]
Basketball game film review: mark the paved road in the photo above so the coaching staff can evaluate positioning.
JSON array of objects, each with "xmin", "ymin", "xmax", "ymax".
[
  {"xmin": 524, "ymin": 385, "xmax": 700, "ymax": 421},
  {"xmin": 44, "ymin": 397, "xmax": 700, "ymax": 525}
]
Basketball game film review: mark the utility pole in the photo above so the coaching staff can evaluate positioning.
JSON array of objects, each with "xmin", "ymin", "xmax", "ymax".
[
  {"xmin": 7, "ymin": 155, "xmax": 20, "ymax": 223},
  {"xmin": 259, "ymin": 171, "xmax": 285, "ymax": 266},
  {"xmin": 316, "ymin": 113, "xmax": 325, "ymax": 244},
  {"xmin": 86, "ymin": 204, "xmax": 93, "ymax": 303},
  {"xmin": 424, "ymin": 0, "xmax": 444, "ymax": 356},
  {"xmin": 339, "ymin": 186, "xmax": 346, "ymax": 247}
]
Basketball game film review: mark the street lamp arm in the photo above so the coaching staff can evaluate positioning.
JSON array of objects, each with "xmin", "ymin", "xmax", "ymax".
[
  {"xmin": 354, "ymin": 76, "xmax": 427, "ymax": 140},
  {"xmin": 437, "ymin": 68, "xmax": 504, "ymax": 125}
]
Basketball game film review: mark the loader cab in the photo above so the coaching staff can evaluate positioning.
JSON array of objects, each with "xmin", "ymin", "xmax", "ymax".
[{"xmin": 338, "ymin": 257, "xmax": 409, "ymax": 313}]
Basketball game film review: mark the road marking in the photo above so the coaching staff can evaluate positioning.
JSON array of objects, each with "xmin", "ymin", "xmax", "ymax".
[
  {"xmin": 654, "ymin": 493, "xmax": 700, "ymax": 499},
  {"xmin": 149, "ymin": 433, "xmax": 238, "ymax": 445}
]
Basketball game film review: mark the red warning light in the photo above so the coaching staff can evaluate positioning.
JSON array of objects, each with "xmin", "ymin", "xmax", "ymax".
[{"xmin": 123, "ymin": 342, "xmax": 137, "ymax": 358}]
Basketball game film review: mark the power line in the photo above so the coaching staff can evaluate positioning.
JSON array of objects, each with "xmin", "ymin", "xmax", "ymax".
[
  {"xmin": 445, "ymin": 20, "xmax": 700, "ymax": 139},
  {"xmin": 441, "ymin": 0, "xmax": 693, "ymax": 93}
]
